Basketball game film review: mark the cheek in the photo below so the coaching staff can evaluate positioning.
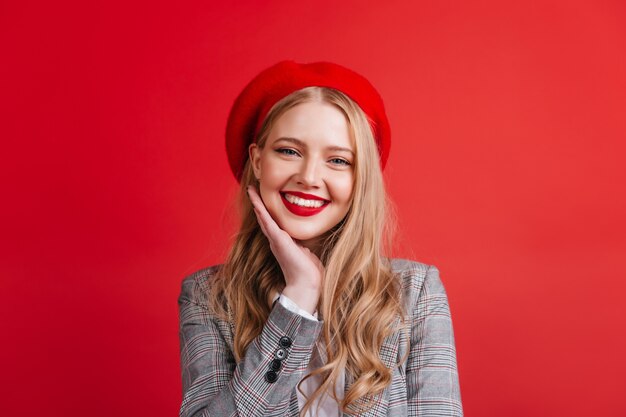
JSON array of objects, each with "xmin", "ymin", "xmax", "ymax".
[
  {"xmin": 260, "ymin": 156, "xmax": 285, "ymax": 179},
  {"xmin": 258, "ymin": 160, "xmax": 282, "ymax": 188},
  {"xmin": 258, "ymin": 161, "xmax": 286, "ymax": 209},
  {"xmin": 331, "ymin": 177, "xmax": 354, "ymax": 206}
]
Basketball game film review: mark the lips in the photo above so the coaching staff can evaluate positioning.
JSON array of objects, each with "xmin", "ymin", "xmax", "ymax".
[{"xmin": 280, "ymin": 191, "xmax": 330, "ymax": 217}]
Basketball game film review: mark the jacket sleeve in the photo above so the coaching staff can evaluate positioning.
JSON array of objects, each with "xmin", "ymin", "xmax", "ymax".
[
  {"xmin": 178, "ymin": 271, "xmax": 323, "ymax": 417},
  {"xmin": 406, "ymin": 265, "xmax": 463, "ymax": 416}
]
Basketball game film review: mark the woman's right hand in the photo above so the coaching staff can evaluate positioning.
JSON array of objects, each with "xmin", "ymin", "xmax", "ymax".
[{"xmin": 247, "ymin": 186, "xmax": 323, "ymax": 314}]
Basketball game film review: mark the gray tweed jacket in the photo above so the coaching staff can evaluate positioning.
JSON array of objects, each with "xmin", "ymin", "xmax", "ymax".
[{"xmin": 178, "ymin": 259, "xmax": 463, "ymax": 416}]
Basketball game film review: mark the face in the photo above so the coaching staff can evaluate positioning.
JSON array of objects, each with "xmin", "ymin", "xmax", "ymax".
[{"xmin": 249, "ymin": 100, "xmax": 355, "ymax": 251}]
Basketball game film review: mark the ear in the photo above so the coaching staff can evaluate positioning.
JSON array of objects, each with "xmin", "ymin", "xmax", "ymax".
[{"xmin": 248, "ymin": 143, "xmax": 262, "ymax": 180}]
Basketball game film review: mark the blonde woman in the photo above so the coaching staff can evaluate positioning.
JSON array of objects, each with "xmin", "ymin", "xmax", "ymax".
[{"xmin": 178, "ymin": 61, "xmax": 463, "ymax": 417}]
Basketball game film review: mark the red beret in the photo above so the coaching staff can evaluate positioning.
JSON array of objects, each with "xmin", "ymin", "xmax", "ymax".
[{"xmin": 225, "ymin": 61, "xmax": 391, "ymax": 181}]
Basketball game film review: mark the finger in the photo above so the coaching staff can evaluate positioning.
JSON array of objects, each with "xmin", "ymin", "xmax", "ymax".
[
  {"xmin": 249, "ymin": 199, "xmax": 271, "ymax": 238},
  {"xmin": 248, "ymin": 186, "xmax": 282, "ymax": 237},
  {"xmin": 247, "ymin": 186, "xmax": 272, "ymax": 235},
  {"xmin": 247, "ymin": 186, "xmax": 284, "ymax": 238},
  {"xmin": 246, "ymin": 185, "xmax": 263, "ymax": 211},
  {"xmin": 252, "ymin": 206, "xmax": 269, "ymax": 237}
]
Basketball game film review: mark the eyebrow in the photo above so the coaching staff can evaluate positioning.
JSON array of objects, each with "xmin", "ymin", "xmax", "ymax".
[{"xmin": 274, "ymin": 137, "xmax": 355, "ymax": 156}]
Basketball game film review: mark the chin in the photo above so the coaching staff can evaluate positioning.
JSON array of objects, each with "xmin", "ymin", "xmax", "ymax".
[
  {"xmin": 278, "ymin": 221, "xmax": 327, "ymax": 241},
  {"xmin": 283, "ymin": 228, "xmax": 324, "ymax": 242}
]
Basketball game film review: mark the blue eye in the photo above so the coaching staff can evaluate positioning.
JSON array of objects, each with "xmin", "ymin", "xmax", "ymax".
[
  {"xmin": 276, "ymin": 148, "xmax": 299, "ymax": 156},
  {"xmin": 330, "ymin": 158, "xmax": 351, "ymax": 166}
]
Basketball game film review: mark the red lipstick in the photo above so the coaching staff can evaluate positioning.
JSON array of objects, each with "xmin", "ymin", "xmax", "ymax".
[{"xmin": 280, "ymin": 192, "xmax": 329, "ymax": 217}]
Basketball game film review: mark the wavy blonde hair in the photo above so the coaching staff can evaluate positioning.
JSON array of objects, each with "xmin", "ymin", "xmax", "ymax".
[{"xmin": 209, "ymin": 87, "xmax": 403, "ymax": 414}]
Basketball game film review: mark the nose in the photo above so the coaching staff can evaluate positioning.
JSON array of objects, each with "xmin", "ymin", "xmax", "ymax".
[{"xmin": 296, "ymin": 157, "xmax": 322, "ymax": 188}]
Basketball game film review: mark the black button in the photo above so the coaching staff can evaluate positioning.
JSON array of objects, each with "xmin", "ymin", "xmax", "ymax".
[
  {"xmin": 269, "ymin": 359, "xmax": 282, "ymax": 371},
  {"xmin": 274, "ymin": 348, "xmax": 287, "ymax": 360},
  {"xmin": 265, "ymin": 370, "xmax": 278, "ymax": 383},
  {"xmin": 279, "ymin": 336, "xmax": 292, "ymax": 348}
]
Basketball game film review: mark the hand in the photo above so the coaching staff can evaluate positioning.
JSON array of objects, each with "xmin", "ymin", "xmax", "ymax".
[{"xmin": 247, "ymin": 185, "xmax": 323, "ymax": 314}]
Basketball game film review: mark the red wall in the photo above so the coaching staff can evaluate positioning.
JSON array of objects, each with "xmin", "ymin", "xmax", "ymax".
[{"xmin": 2, "ymin": 1, "xmax": 625, "ymax": 416}]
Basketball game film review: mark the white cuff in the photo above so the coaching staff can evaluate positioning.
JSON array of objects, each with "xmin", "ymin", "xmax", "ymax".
[{"xmin": 273, "ymin": 293, "xmax": 318, "ymax": 321}]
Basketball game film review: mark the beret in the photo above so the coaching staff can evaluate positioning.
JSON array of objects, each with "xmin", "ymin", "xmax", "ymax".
[{"xmin": 225, "ymin": 60, "xmax": 391, "ymax": 181}]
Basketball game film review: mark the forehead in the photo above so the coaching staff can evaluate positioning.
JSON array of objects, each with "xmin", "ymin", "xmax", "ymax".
[{"xmin": 267, "ymin": 101, "xmax": 354, "ymax": 150}]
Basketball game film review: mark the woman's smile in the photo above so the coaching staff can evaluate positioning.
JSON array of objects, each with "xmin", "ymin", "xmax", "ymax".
[{"xmin": 280, "ymin": 191, "xmax": 330, "ymax": 216}]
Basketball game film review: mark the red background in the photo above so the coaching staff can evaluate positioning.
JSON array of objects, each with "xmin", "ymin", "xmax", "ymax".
[{"xmin": 1, "ymin": 1, "xmax": 625, "ymax": 416}]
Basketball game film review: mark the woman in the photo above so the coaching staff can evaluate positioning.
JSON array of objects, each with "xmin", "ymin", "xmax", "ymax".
[{"xmin": 178, "ymin": 61, "xmax": 462, "ymax": 416}]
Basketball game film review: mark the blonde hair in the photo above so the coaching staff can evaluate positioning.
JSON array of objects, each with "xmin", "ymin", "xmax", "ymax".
[{"xmin": 209, "ymin": 87, "xmax": 403, "ymax": 414}]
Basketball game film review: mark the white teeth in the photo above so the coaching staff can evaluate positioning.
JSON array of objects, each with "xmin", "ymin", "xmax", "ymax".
[{"xmin": 284, "ymin": 194, "xmax": 326, "ymax": 208}]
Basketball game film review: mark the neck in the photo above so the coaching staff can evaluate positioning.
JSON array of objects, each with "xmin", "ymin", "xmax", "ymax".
[{"xmin": 295, "ymin": 236, "xmax": 323, "ymax": 257}]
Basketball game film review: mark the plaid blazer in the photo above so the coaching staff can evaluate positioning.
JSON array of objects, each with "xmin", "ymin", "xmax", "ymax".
[{"xmin": 178, "ymin": 258, "xmax": 463, "ymax": 416}]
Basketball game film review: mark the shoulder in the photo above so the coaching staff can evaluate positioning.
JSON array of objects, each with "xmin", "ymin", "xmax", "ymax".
[
  {"xmin": 388, "ymin": 258, "xmax": 448, "ymax": 311},
  {"xmin": 178, "ymin": 264, "xmax": 223, "ymax": 308}
]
